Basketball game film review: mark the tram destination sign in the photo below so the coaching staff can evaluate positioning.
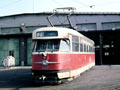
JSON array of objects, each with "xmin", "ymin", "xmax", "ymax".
[{"xmin": 36, "ymin": 31, "xmax": 58, "ymax": 37}]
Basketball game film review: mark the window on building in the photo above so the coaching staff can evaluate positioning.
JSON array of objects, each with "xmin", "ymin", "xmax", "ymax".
[
  {"xmin": 9, "ymin": 50, "xmax": 14, "ymax": 56},
  {"xmin": 102, "ymin": 22, "xmax": 120, "ymax": 30},
  {"xmin": 77, "ymin": 23, "xmax": 97, "ymax": 31},
  {"xmin": 54, "ymin": 24, "xmax": 70, "ymax": 28}
]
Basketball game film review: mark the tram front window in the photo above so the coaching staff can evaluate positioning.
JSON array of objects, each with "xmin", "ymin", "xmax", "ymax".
[
  {"xmin": 33, "ymin": 39, "xmax": 70, "ymax": 52},
  {"xmin": 35, "ymin": 40, "xmax": 60, "ymax": 52},
  {"xmin": 60, "ymin": 40, "xmax": 70, "ymax": 52}
]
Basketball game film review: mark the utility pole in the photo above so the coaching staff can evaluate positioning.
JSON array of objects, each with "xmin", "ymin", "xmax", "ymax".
[
  {"xmin": 99, "ymin": 34, "xmax": 103, "ymax": 65},
  {"xmin": 33, "ymin": 0, "xmax": 34, "ymax": 13}
]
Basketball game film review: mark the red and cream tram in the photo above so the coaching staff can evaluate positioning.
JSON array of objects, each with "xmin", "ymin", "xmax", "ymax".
[{"xmin": 32, "ymin": 27, "xmax": 95, "ymax": 83}]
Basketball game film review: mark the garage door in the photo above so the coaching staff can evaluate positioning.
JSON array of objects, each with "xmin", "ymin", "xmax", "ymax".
[{"xmin": 0, "ymin": 38, "xmax": 19, "ymax": 66}]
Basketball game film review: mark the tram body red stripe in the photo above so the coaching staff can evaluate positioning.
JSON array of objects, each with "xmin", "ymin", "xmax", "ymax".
[{"xmin": 32, "ymin": 53, "xmax": 95, "ymax": 71}]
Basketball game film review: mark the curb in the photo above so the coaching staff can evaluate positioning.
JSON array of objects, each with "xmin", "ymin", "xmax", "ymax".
[{"xmin": 0, "ymin": 66, "xmax": 32, "ymax": 70}]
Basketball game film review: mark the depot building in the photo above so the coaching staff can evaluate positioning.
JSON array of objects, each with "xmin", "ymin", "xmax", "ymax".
[{"xmin": 0, "ymin": 12, "xmax": 120, "ymax": 66}]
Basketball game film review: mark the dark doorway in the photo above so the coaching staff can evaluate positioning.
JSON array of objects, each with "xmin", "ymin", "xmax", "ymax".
[
  {"xmin": 80, "ymin": 30, "xmax": 120, "ymax": 65},
  {"xmin": 19, "ymin": 36, "xmax": 27, "ymax": 66},
  {"xmin": 102, "ymin": 32, "xmax": 115, "ymax": 65}
]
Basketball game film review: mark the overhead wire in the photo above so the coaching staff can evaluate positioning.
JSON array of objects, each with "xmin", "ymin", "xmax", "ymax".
[
  {"xmin": 71, "ymin": 0, "xmax": 90, "ymax": 8},
  {"xmin": 73, "ymin": 0, "xmax": 96, "ymax": 10},
  {"xmin": 49, "ymin": 0, "xmax": 85, "ymax": 27},
  {"xmin": 51, "ymin": 0, "xmax": 63, "ymax": 6}
]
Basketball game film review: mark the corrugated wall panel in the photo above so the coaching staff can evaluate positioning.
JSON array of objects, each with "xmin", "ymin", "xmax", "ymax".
[
  {"xmin": 8, "ymin": 38, "xmax": 19, "ymax": 65},
  {"xmin": 0, "ymin": 39, "xmax": 8, "ymax": 66},
  {"xmin": 27, "ymin": 37, "xmax": 32, "ymax": 65}
]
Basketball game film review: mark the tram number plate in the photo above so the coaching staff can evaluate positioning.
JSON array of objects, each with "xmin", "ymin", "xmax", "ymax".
[{"xmin": 42, "ymin": 66, "xmax": 48, "ymax": 70}]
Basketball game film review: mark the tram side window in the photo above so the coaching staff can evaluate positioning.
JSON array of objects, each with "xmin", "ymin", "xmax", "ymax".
[
  {"xmin": 72, "ymin": 36, "xmax": 79, "ymax": 41},
  {"xmin": 72, "ymin": 36, "xmax": 79, "ymax": 52},
  {"xmin": 84, "ymin": 44, "xmax": 86, "ymax": 52},
  {"xmin": 80, "ymin": 44, "xmax": 83, "ymax": 52},
  {"xmin": 87, "ymin": 45, "xmax": 89, "ymax": 52},
  {"xmin": 92, "ymin": 46, "xmax": 95, "ymax": 52},
  {"xmin": 89, "ymin": 46, "xmax": 94, "ymax": 52},
  {"xmin": 89, "ymin": 46, "xmax": 92, "ymax": 52},
  {"xmin": 72, "ymin": 42, "xmax": 79, "ymax": 52}
]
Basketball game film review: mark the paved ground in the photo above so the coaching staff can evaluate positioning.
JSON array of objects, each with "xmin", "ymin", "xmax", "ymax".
[{"xmin": 0, "ymin": 65, "xmax": 120, "ymax": 90}]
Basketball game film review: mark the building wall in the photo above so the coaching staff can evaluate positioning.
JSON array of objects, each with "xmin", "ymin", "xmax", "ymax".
[
  {"xmin": 0, "ymin": 13, "xmax": 120, "ymax": 31},
  {"xmin": 0, "ymin": 12, "xmax": 120, "ymax": 66}
]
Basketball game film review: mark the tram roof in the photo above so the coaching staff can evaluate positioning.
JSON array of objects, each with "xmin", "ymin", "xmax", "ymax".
[{"xmin": 32, "ymin": 27, "xmax": 94, "ymax": 43}]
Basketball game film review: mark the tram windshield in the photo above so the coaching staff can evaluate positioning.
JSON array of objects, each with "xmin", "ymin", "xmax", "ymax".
[{"xmin": 33, "ymin": 39, "xmax": 69, "ymax": 52}]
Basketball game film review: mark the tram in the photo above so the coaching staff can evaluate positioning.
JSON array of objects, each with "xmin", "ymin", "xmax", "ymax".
[{"xmin": 32, "ymin": 27, "xmax": 95, "ymax": 83}]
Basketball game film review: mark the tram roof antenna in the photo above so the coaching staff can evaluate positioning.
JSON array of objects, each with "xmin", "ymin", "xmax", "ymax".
[
  {"xmin": 67, "ymin": 14, "xmax": 74, "ymax": 29},
  {"xmin": 54, "ymin": 7, "xmax": 76, "ymax": 12},
  {"xmin": 54, "ymin": 7, "xmax": 76, "ymax": 29},
  {"xmin": 47, "ymin": 7, "xmax": 76, "ymax": 28},
  {"xmin": 47, "ymin": 13, "xmax": 55, "ymax": 27}
]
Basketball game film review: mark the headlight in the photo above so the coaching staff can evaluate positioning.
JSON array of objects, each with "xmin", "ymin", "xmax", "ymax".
[{"xmin": 42, "ymin": 60, "xmax": 48, "ymax": 66}]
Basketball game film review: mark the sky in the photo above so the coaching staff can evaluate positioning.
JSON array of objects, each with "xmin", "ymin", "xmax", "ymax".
[{"xmin": 0, "ymin": 0, "xmax": 120, "ymax": 16}]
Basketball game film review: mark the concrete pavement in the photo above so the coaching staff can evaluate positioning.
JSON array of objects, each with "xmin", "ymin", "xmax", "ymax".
[{"xmin": 0, "ymin": 65, "xmax": 120, "ymax": 90}]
